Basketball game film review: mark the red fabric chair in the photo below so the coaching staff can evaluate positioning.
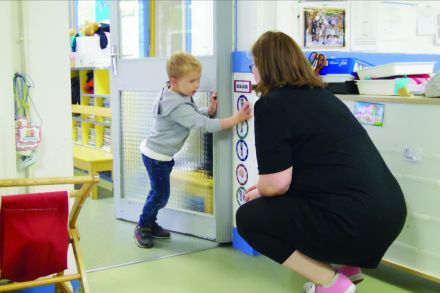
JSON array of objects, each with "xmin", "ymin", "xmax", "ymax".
[
  {"xmin": 0, "ymin": 176, "xmax": 98, "ymax": 293},
  {"xmin": 0, "ymin": 191, "xmax": 68, "ymax": 282}
]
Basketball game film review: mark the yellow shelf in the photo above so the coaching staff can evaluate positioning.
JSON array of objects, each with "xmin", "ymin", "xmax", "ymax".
[
  {"xmin": 72, "ymin": 105, "xmax": 112, "ymax": 117},
  {"xmin": 94, "ymin": 69, "xmax": 110, "ymax": 95}
]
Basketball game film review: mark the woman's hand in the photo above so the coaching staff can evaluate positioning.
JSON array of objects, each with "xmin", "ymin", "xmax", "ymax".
[
  {"xmin": 208, "ymin": 92, "xmax": 217, "ymax": 117},
  {"xmin": 244, "ymin": 184, "xmax": 261, "ymax": 202}
]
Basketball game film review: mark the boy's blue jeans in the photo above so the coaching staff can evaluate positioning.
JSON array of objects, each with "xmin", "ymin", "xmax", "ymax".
[{"xmin": 138, "ymin": 154, "xmax": 175, "ymax": 227}]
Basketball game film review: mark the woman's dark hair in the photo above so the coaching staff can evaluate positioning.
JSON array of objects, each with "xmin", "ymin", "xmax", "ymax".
[{"xmin": 252, "ymin": 31, "xmax": 325, "ymax": 96}]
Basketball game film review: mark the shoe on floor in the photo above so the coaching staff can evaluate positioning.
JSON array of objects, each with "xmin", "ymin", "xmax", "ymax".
[
  {"xmin": 305, "ymin": 273, "xmax": 356, "ymax": 293},
  {"xmin": 133, "ymin": 225, "xmax": 154, "ymax": 248},
  {"xmin": 304, "ymin": 266, "xmax": 363, "ymax": 292},
  {"xmin": 151, "ymin": 222, "xmax": 171, "ymax": 239},
  {"xmin": 334, "ymin": 266, "xmax": 363, "ymax": 284}
]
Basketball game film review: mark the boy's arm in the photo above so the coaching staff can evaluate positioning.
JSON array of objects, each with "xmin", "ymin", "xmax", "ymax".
[
  {"xmin": 190, "ymin": 98, "xmax": 209, "ymax": 116},
  {"xmin": 195, "ymin": 92, "xmax": 217, "ymax": 117},
  {"xmin": 170, "ymin": 104, "xmax": 222, "ymax": 133},
  {"xmin": 219, "ymin": 116, "xmax": 240, "ymax": 129},
  {"xmin": 197, "ymin": 107, "xmax": 210, "ymax": 117},
  {"xmin": 170, "ymin": 101, "xmax": 252, "ymax": 132}
]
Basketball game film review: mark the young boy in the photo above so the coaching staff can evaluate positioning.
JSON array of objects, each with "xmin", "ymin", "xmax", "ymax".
[{"xmin": 135, "ymin": 51, "xmax": 252, "ymax": 248}]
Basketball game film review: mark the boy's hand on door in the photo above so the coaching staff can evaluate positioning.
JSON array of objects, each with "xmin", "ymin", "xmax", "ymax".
[{"xmin": 208, "ymin": 92, "xmax": 217, "ymax": 117}]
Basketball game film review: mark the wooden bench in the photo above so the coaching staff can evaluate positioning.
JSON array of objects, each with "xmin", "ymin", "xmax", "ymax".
[{"xmin": 73, "ymin": 144, "xmax": 112, "ymax": 199}]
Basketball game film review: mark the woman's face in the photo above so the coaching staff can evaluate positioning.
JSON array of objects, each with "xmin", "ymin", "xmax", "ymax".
[{"xmin": 250, "ymin": 64, "xmax": 261, "ymax": 83}]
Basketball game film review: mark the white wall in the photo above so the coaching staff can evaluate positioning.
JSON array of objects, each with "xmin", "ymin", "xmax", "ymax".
[
  {"xmin": 236, "ymin": 1, "xmax": 277, "ymax": 51},
  {"xmin": 0, "ymin": 1, "xmax": 73, "ymax": 192},
  {"xmin": 341, "ymin": 98, "xmax": 440, "ymax": 278},
  {"xmin": 237, "ymin": 0, "xmax": 440, "ymax": 54},
  {"xmin": 0, "ymin": 2, "xmax": 18, "ymax": 185},
  {"xmin": 352, "ymin": 0, "xmax": 440, "ymax": 53}
]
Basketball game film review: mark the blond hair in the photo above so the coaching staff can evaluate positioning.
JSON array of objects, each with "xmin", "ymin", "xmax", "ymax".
[
  {"xmin": 166, "ymin": 51, "xmax": 202, "ymax": 79},
  {"xmin": 251, "ymin": 31, "xmax": 324, "ymax": 96}
]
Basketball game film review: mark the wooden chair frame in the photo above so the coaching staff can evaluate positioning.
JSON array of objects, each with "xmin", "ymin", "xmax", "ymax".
[{"xmin": 0, "ymin": 175, "xmax": 99, "ymax": 293}]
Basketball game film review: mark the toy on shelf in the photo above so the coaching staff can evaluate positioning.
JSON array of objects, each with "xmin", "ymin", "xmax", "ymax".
[
  {"xmin": 70, "ymin": 21, "xmax": 111, "ymax": 68},
  {"xmin": 71, "ymin": 22, "xmax": 111, "ymax": 52},
  {"xmin": 84, "ymin": 71, "xmax": 94, "ymax": 94},
  {"xmin": 72, "ymin": 21, "xmax": 111, "ymax": 68},
  {"xmin": 80, "ymin": 21, "xmax": 110, "ymax": 49},
  {"xmin": 82, "ymin": 22, "xmax": 110, "ymax": 49}
]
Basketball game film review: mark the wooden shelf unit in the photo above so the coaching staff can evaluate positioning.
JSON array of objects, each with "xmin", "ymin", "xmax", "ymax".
[
  {"xmin": 71, "ymin": 68, "xmax": 111, "ymax": 151},
  {"xmin": 70, "ymin": 67, "xmax": 112, "ymax": 198}
]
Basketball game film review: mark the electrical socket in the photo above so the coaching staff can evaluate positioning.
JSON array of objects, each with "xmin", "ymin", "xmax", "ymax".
[{"xmin": 403, "ymin": 146, "xmax": 422, "ymax": 163}]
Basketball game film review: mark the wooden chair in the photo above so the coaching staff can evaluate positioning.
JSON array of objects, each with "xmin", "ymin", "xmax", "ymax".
[{"xmin": 0, "ymin": 175, "xmax": 99, "ymax": 293}]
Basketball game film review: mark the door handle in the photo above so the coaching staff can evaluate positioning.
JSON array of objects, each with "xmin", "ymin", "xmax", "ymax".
[{"xmin": 110, "ymin": 45, "xmax": 118, "ymax": 76}]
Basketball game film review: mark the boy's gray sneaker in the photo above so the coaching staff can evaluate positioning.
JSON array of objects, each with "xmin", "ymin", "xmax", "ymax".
[
  {"xmin": 151, "ymin": 222, "xmax": 171, "ymax": 239},
  {"xmin": 134, "ymin": 225, "xmax": 154, "ymax": 248}
]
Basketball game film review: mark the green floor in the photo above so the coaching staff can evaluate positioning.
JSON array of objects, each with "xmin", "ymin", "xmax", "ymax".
[
  {"xmin": 77, "ymin": 196, "xmax": 218, "ymax": 271},
  {"xmin": 80, "ymin": 190, "xmax": 440, "ymax": 293},
  {"xmin": 87, "ymin": 247, "xmax": 440, "ymax": 293}
]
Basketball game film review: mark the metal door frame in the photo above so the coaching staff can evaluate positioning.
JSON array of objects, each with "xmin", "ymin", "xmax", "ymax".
[{"xmin": 110, "ymin": 1, "xmax": 234, "ymax": 242}]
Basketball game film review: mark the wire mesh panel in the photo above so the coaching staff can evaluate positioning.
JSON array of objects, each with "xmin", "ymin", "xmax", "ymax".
[
  {"xmin": 120, "ymin": 91, "xmax": 214, "ymax": 215},
  {"xmin": 120, "ymin": 91, "xmax": 154, "ymax": 203}
]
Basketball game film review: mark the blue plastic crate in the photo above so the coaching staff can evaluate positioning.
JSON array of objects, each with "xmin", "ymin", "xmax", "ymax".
[
  {"xmin": 319, "ymin": 58, "xmax": 372, "ymax": 76},
  {"xmin": 10, "ymin": 285, "xmax": 55, "ymax": 293},
  {"xmin": 98, "ymin": 171, "xmax": 112, "ymax": 182},
  {"xmin": 232, "ymin": 227, "xmax": 260, "ymax": 256},
  {"xmin": 9, "ymin": 281, "xmax": 80, "ymax": 292}
]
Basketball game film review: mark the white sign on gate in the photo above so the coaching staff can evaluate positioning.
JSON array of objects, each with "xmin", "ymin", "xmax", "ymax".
[{"xmin": 234, "ymin": 80, "xmax": 252, "ymax": 93}]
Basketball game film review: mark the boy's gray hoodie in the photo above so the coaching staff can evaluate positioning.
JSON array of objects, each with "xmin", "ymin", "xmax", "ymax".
[{"xmin": 142, "ymin": 84, "xmax": 221, "ymax": 157}]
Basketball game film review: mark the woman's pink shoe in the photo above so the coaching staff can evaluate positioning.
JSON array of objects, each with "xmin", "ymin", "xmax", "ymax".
[
  {"xmin": 304, "ymin": 266, "xmax": 363, "ymax": 292},
  {"xmin": 334, "ymin": 266, "xmax": 363, "ymax": 284},
  {"xmin": 305, "ymin": 273, "xmax": 356, "ymax": 293}
]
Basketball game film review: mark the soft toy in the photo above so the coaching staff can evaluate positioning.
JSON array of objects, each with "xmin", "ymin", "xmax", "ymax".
[
  {"xmin": 81, "ymin": 21, "xmax": 100, "ymax": 37},
  {"xmin": 81, "ymin": 21, "xmax": 110, "ymax": 49},
  {"xmin": 69, "ymin": 28, "xmax": 80, "ymax": 52},
  {"xmin": 71, "ymin": 22, "xmax": 111, "ymax": 52},
  {"xmin": 84, "ymin": 71, "xmax": 94, "ymax": 94},
  {"xmin": 69, "ymin": 28, "xmax": 77, "ymax": 38}
]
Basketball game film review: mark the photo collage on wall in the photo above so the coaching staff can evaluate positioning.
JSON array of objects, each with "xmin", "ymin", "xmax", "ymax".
[{"xmin": 303, "ymin": 7, "xmax": 346, "ymax": 49}]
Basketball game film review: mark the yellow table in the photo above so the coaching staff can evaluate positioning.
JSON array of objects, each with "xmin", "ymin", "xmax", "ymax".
[{"xmin": 73, "ymin": 144, "xmax": 112, "ymax": 199}]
